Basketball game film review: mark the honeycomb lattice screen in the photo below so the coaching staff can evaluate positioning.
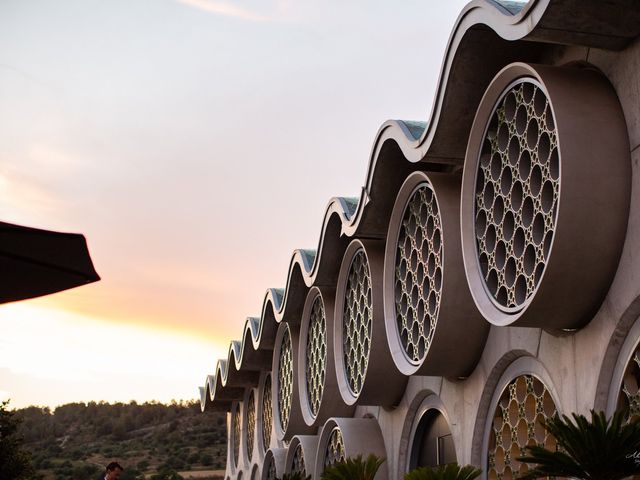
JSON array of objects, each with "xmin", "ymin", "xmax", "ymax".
[
  {"xmin": 475, "ymin": 80, "xmax": 559, "ymax": 309},
  {"xmin": 487, "ymin": 375, "xmax": 557, "ymax": 480},
  {"xmin": 233, "ymin": 404, "xmax": 241, "ymax": 468},
  {"xmin": 324, "ymin": 427, "xmax": 346, "ymax": 469},
  {"xmin": 246, "ymin": 390, "xmax": 256, "ymax": 459},
  {"xmin": 278, "ymin": 328, "xmax": 293, "ymax": 432},
  {"xmin": 262, "ymin": 375, "xmax": 273, "ymax": 451},
  {"xmin": 306, "ymin": 295, "xmax": 327, "ymax": 417},
  {"xmin": 618, "ymin": 344, "xmax": 640, "ymax": 421},
  {"xmin": 394, "ymin": 183, "xmax": 443, "ymax": 364},
  {"xmin": 343, "ymin": 250, "xmax": 373, "ymax": 396},
  {"xmin": 291, "ymin": 444, "xmax": 305, "ymax": 475}
]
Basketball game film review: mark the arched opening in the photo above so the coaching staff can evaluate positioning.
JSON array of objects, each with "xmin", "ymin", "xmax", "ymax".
[{"xmin": 409, "ymin": 409, "xmax": 456, "ymax": 469}]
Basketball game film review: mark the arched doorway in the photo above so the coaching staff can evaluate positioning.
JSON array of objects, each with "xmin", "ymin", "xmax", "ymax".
[{"xmin": 409, "ymin": 409, "xmax": 456, "ymax": 469}]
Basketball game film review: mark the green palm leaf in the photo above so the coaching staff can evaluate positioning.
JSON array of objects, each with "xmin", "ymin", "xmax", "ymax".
[
  {"xmin": 321, "ymin": 454, "xmax": 385, "ymax": 480},
  {"xmin": 517, "ymin": 410, "xmax": 640, "ymax": 480},
  {"xmin": 404, "ymin": 463, "xmax": 482, "ymax": 480}
]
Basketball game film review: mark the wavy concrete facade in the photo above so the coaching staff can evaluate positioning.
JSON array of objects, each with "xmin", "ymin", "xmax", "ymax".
[{"xmin": 200, "ymin": 1, "xmax": 640, "ymax": 479}]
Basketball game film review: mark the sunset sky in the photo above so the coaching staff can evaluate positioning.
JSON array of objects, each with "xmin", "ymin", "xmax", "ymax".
[{"xmin": 0, "ymin": 0, "xmax": 475, "ymax": 408}]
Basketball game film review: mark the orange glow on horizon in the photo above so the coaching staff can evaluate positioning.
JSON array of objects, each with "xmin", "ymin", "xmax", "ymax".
[
  {"xmin": 0, "ymin": 302, "xmax": 228, "ymax": 409},
  {"xmin": 30, "ymin": 280, "xmax": 247, "ymax": 345}
]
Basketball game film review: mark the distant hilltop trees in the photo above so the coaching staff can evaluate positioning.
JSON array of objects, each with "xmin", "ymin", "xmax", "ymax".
[{"xmin": 8, "ymin": 399, "xmax": 226, "ymax": 480}]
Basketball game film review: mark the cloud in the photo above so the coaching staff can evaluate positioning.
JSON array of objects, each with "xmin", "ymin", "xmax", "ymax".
[{"xmin": 176, "ymin": 0, "xmax": 275, "ymax": 22}]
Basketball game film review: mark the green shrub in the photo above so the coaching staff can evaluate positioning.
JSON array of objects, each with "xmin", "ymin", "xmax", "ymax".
[
  {"xmin": 404, "ymin": 464, "xmax": 482, "ymax": 480},
  {"xmin": 517, "ymin": 410, "xmax": 640, "ymax": 480},
  {"xmin": 321, "ymin": 454, "xmax": 385, "ymax": 480}
]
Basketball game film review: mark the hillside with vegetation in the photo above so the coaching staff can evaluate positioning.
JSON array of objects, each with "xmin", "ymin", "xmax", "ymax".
[{"xmin": 11, "ymin": 400, "xmax": 227, "ymax": 480}]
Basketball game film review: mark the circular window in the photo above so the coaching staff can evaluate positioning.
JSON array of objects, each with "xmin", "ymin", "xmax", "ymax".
[
  {"xmin": 463, "ymin": 62, "xmax": 630, "ymax": 330},
  {"xmin": 487, "ymin": 375, "xmax": 557, "ymax": 479},
  {"xmin": 325, "ymin": 427, "xmax": 346, "ymax": 469},
  {"xmin": 291, "ymin": 444, "xmax": 305, "ymax": 475},
  {"xmin": 233, "ymin": 404, "xmax": 241, "ymax": 468},
  {"xmin": 277, "ymin": 327, "xmax": 293, "ymax": 432},
  {"xmin": 394, "ymin": 182, "xmax": 443, "ymax": 364},
  {"xmin": 342, "ymin": 249, "xmax": 373, "ymax": 396},
  {"xmin": 618, "ymin": 343, "xmax": 640, "ymax": 421},
  {"xmin": 474, "ymin": 80, "xmax": 559, "ymax": 312},
  {"xmin": 266, "ymin": 456, "xmax": 277, "ymax": 480},
  {"xmin": 246, "ymin": 390, "xmax": 256, "ymax": 460},
  {"xmin": 306, "ymin": 295, "xmax": 327, "ymax": 418},
  {"xmin": 262, "ymin": 375, "xmax": 273, "ymax": 451}
]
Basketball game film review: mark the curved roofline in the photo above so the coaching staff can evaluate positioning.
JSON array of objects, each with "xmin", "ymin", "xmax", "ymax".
[{"xmin": 201, "ymin": 0, "xmax": 640, "ymax": 410}]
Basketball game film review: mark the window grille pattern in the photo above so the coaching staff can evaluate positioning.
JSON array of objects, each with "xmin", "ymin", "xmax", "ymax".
[
  {"xmin": 306, "ymin": 295, "xmax": 327, "ymax": 417},
  {"xmin": 246, "ymin": 390, "xmax": 256, "ymax": 459},
  {"xmin": 262, "ymin": 375, "xmax": 273, "ymax": 451},
  {"xmin": 234, "ymin": 404, "xmax": 241, "ymax": 468},
  {"xmin": 487, "ymin": 375, "xmax": 557, "ymax": 480},
  {"xmin": 618, "ymin": 345, "xmax": 640, "ymax": 421},
  {"xmin": 395, "ymin": 183, "xmax": 443, "ymax": 363},
  {"xmin": 342, "ymin": 250, "xmax": 372, "ymax": 396},
  {"xmin": 278, "ymin": 328, "xmax": 293, "ymax": 431},
  {"xmin": 291, "ymin": 444, "xmax": 305, "ymax": 475},
  {"xmin": 475, "ymin": 81, "xmax": 559, "ymax": 309},
  {"xmin": 324, "ymin": 427, "xmax": 346, "ymax": 469}
]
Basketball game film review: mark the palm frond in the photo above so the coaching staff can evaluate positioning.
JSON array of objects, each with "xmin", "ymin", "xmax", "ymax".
[
  {"xmin": 321, "ymin": 454, "xmax": 386, "ymax": 480},
  {"xmin": 517, "ymin": 410, "xmax": 640, "ymax": 480},
  {"xmin": 404, "ymin": 463, "xmax": 482, "ymax": 480}
]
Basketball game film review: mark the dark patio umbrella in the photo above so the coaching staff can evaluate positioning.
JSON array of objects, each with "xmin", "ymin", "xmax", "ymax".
[{"xmin": 0, "ymin": 221, "xmax": 100, "ymax": 304}]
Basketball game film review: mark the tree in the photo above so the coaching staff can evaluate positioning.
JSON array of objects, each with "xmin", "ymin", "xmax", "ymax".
[
  {"xmin": 404, "ymin": 464, "xmax": 482, "ymax": 480},
  {"xmin": 0, "ymin": 400, "xmax": 35, "ymax": 479},
  {"xmin": 517, "ymin": 410, "xmax": 640, "ymax": 480},
  {"xmin": 321, "ymin": 454, "xmax": 385, "ymax": 480}
]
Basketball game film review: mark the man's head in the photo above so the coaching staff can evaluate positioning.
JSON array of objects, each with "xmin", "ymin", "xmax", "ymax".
[{"xmin": 105, "ymin": 462, "xmax": 123, "ymax": 480}]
